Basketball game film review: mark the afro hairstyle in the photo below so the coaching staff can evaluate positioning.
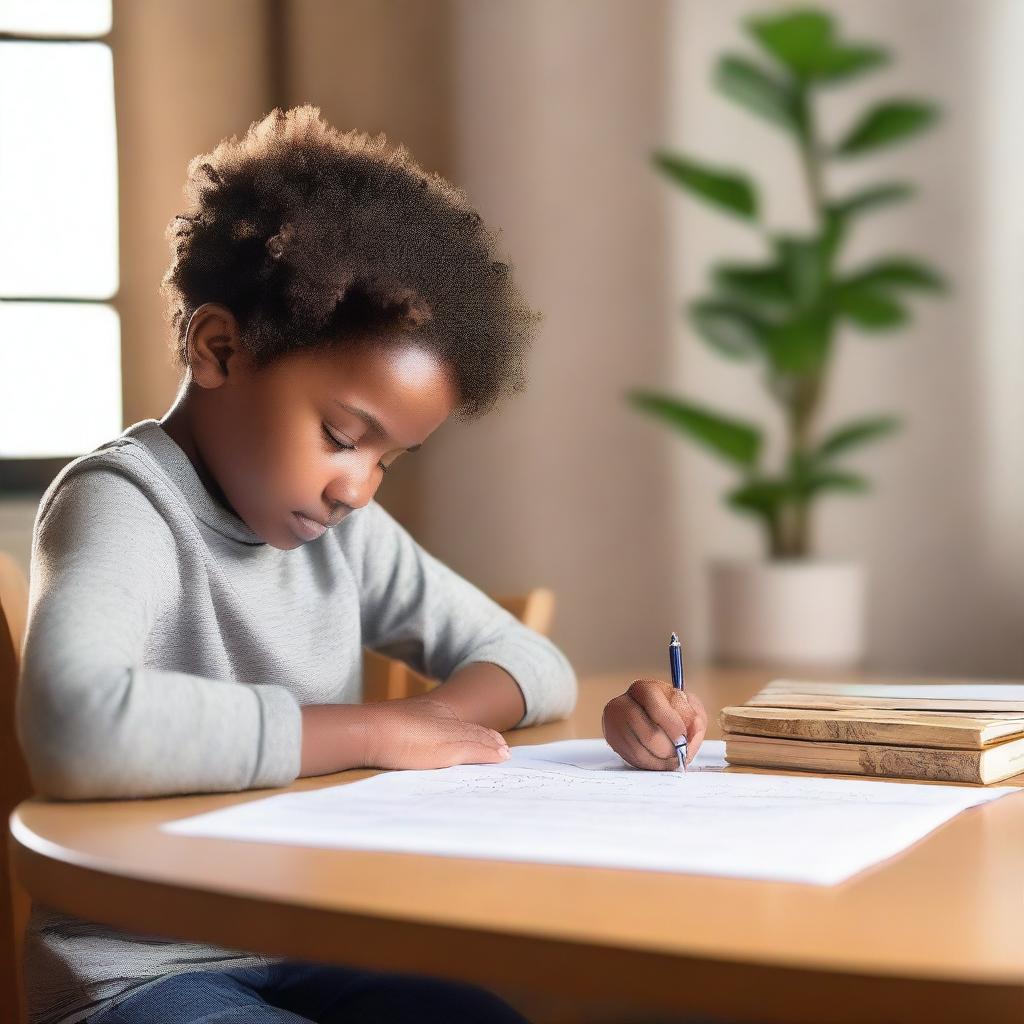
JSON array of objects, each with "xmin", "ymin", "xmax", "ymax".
[{"xmin": 160, "ymin": 105, "xmax": 541, "ymax": 420}]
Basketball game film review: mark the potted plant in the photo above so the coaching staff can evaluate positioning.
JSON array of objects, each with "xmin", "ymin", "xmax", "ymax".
[{"xmin": 629, "ymin": 8, "xmax": 946, "ymax": 667}]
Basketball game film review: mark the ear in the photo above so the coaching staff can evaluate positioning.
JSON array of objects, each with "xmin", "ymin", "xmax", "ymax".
[{"xmin": 184, "ymin": 304, "xmax": 243, "ymax": 389}]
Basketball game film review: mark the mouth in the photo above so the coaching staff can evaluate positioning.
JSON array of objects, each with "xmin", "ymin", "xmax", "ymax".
[{"xmin": 292, "ymin": 511, "xmax": 330, "ymax": 542}]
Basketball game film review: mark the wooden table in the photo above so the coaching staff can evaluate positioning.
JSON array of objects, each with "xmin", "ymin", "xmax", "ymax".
[{"xmin": 10, "ymin": 668, "xmax": 1024, "ymax": 1024}]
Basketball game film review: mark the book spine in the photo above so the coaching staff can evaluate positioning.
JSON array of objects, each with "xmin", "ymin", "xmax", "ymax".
[
  {"xmin": 724, "ymin": 740, "xmax": 984, "ymax": 784},
  {"xmin": 720, "ymin": 714, "xmax": 979, "ymax": 749}
]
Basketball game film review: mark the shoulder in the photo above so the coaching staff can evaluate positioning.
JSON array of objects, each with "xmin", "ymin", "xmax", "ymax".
[{"xmin": 34, "ymin": 441, "xmax": 179, "ymax": 561}]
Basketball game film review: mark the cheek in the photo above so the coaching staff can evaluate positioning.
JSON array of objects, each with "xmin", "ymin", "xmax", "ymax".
[
  {"xmin": 220, "ymin": 416, "xmax": 314, "ymax": 515},
  {"xmin": 265, "ymin": 429, "xmax": 325, "ymax": 500}
]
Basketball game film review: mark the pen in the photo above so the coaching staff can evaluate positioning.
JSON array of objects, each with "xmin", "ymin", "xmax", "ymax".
[{"xmin": 670, "ymin": 631, "xmax": 686, "ymax": 771}]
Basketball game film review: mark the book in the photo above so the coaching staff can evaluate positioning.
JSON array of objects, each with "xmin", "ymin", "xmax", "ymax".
[
  {"xmin": 724, "ymin": 733, "xmax": 1024, "ymax": 785},
  {"xmin": 720, "ymin": 705, "xmax": 1024, "ymax": 750},
  {"xmin": 746, "ymin": 679, "xmax": 1024, "ymax": 713}
]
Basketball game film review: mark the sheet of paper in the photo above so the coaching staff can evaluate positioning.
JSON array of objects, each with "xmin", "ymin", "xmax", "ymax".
[{"xmin": 162, "ymin": 739, "xmax": 1017, "ymax": 885}]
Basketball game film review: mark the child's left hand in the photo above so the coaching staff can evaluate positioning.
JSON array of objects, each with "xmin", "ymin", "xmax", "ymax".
[{"xmin": 601, "ymin": 678, "xmax": 707, "ymax": 771}]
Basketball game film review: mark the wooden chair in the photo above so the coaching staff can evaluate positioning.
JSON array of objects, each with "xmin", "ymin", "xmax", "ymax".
[
  {"xmin": 362, "ymin": 587, "xmax": 556, "ymax": 703},
  {"xmin": 0, "ymin": 552, "xmax": 31, "ymax": 1024}
]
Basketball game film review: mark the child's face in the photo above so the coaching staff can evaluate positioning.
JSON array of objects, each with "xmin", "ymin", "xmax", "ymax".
[{"xmin": 178, "ymin": 305, "xmax": 457, "ymax": 549}]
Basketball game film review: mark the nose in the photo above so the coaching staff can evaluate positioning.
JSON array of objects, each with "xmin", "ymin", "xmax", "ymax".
[{"xmin": 324, "ymin": 461, "xmax": 377, "ymax": 513}]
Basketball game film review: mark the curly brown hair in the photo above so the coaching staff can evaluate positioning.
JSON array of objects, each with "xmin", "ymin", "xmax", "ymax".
[{"xmin": 160, "ymin": 105, "xmax": 540, "ymax": 420}]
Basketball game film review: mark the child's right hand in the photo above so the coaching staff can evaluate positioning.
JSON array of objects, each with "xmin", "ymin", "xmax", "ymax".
[
  {"xmin": 602, "ymin": 678, "xmax": 707, "ymax": 771},
  {"xmin": 360, "ymin": 695, "xmax": 512, "ymax": 770}
]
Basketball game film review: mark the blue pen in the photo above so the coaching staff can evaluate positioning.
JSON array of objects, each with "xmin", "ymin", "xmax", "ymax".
[{"xmin": 670, "ymin": 632, "xmax": 686, "ymax": 771}]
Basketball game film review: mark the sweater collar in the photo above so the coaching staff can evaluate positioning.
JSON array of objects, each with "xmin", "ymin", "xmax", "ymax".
[{"xmin": 120, "ymin": 419, "xmax": 267, "ymax": 546}]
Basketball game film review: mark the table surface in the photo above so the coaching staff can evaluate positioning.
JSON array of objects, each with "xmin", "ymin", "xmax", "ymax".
[{"xmin": 11, "ymin": 667, "xmax": 1024, "ymax": 1023}]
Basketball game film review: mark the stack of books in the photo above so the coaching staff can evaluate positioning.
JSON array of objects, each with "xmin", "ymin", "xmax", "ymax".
[{"xmin": 721, "ymin": 680, "xmax": 1024, "ymax": 785}]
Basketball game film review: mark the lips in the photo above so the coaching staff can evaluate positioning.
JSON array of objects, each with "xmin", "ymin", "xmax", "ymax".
[{"xmin": 292, "ymin": 511, "xmax": 329, "ymax": 541}]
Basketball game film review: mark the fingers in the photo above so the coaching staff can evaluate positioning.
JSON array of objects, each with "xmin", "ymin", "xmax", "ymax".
[
  {"xmin": 438, "ymin": 723, "xmax": 510, "ymax": 768},
  {"xmin": 603, "ymin": 693, "xmax": 676, "ymax": 771},
  {"xmin": 603, "ymin": 680, "xmax": 707, "ymax": 771},
  {"xmin": 627, "ymin": 678, "xmax": 696, "ymax": 751},
  {"xmin": 622, "ymin": 709, "xmax": 680, "ymax": 771},
  {"xmin": 371, "ymin": 701, "xmax": 511, "ymax": 770},
  {"xmin": 683, "ymin": 693, "xmax": 708, "ymax": 765}
]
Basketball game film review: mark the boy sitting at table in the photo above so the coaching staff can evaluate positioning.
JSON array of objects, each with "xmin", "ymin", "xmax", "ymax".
[{"xmin": 17, "ymin": 104, "xmax": 704, "ymax": 1024}]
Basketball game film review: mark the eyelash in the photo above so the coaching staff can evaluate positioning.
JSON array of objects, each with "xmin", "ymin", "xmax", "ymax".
[{"xmin": 323, "ymin": 425, "xmax": 389, "ymax": 474}]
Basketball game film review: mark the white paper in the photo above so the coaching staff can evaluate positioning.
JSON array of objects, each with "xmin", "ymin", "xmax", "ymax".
[{"xmin": 162, "ymin": 739, "xmax": 1017, "ymax": 885}]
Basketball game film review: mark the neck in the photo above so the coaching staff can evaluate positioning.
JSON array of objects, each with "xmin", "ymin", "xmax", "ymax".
[{"xmin": 159, "ymin": 384, "xmax": 237, "ymax": 517}]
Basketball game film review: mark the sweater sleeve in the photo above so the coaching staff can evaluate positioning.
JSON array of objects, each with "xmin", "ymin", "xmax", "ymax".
[
  {"xmin": 16, "ymin": 465, "xmax": 301, "ymax": 800},
  {"xmin": 343, "ymin": 501, "xmax": 577, "ymax": 728}
]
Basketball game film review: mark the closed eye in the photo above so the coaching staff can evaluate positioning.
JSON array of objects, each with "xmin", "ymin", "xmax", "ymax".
[{"xmin": 323, "ymin": 424, "xmax": 389, "ymax": 473}]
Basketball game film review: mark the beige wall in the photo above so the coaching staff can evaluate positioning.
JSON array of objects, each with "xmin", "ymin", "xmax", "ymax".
[
  {"xmin": 111, "ymin": 0, "xmax": 277, "ymax": 427},
  {"xmin": 414, "ymin": 0, "xmax": 682, "ymax": 675}
]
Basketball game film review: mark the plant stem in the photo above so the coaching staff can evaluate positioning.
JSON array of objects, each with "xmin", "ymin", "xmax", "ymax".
[
  {"xmin": 784, "ymin": 87, "xmax": 828, "ymax": 558},
  {"xmin": 798, "ymin": 91, "xmax": 826, "ymax": 221}
]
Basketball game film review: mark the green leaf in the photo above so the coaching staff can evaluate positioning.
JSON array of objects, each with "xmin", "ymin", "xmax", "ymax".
[
  {"xmin": 767, "ymin": 306, "xmax": 834, "ymax": 371},
  {"xmin": 836, "ymin": 283, "xmax": 907, "ymax": 329},
  {"xmin": 746, "ymin": 10, "xmax": 888, "ymax": 83},
  {"xmin": 627, "ymin": 391, "xmax": 762, "ymax": 468},
  {"xmin": 651, "ymin": 151, "xmax": 758, "ymax": 220},
  {"xmin": 798, "ymin": 470, "xmax": 870, "ymax": 496},
  {"xmin": 775, "ymin": 235, "xmax": 827, "ymax": 306},
  {"xmin": 835, "ymin": 101, "xmax": 939, "ymax": 156},
  {"xmin": 713, "ymin": 262, "xmax": 791, "ymax": 307},
  {"xmin": 814, "ymin": 45, "xmax": 889, "ymax": 83},
  {"xmin": 815, "ymin": 416, "xmax": 902, "ymax": 460},
  {"xmin": 689, "ymin": 299, "xmax": 768, "ymax": 360},
  {"xmin": 746, "ymin": 10, "xmax": 832, "ymax": 76},
  {"xmin": 728, "ymin": 478, "xmax": 791, "ymax": 517},
  {"xmin": 714, "ymin": 55, "xmax": 803, "ymax": 136},
  {"xmin": 728, "ymin": 469, "xmax": 867, "ymax": 515},
  {"xmin": 844, "ymin": 258, "xmax": 946, "ymax": 292},
  {"xmin": 829, "ymin": 183, "xmax": 915, "ymax": 221}
]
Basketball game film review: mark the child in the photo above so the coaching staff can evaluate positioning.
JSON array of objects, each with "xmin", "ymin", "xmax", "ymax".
[{"xmin": 16, "ymin": 105, "xmax": 583, "ymax": 1024}]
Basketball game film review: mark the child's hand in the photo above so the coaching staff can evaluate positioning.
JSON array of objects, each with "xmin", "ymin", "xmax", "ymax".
[
  {"xmin": 601, "ymin": 678, "xmax": 707, "ymax": 771},
  {"xmin": 360, "ymin": 695, "xmax": 511, "ymax": 770}
]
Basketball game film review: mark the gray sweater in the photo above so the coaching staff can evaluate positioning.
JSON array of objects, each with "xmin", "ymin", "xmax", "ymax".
[{"xmin": 17, "ymin": 418, "xmax": 577, "ymax": 1024}]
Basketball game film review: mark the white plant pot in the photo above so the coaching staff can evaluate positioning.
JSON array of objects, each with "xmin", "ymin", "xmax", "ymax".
[{"xmin": 709, "ymin": 560, "xmax": 866, "ymax": 669}]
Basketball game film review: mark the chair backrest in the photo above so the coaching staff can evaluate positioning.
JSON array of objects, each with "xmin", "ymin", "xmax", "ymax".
[
  {"xmin": 0, "ymin": 554, "xmax": 28, "ymax": 671},
  {"xmin": 362, "ymin": 587, "xmax": 556, "ymax": 703},
  {"xmin": 0, "ymin": 551, "xmax": 31, "ymax": 1024}
]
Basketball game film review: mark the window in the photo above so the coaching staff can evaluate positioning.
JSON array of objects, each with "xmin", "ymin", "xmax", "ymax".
[{"xmin": 0, "ymin": 0, "xmax": 121, "ymax": 493}]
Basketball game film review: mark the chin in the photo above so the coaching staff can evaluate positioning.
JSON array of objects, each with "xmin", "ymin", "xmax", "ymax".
[{"xmin": 270, "ymin": 531, "xmax": 305, "ymax": 551}]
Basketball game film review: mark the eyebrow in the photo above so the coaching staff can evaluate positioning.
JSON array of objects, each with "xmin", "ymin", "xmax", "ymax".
[{"xmin": 331, "ymin": 399, "xmax": 423, "ymax": 452}]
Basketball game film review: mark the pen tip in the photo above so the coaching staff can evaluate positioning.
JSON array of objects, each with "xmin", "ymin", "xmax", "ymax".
[{"xmin": 670, "ymin": 631, "xmax": 679, "ymax": 643}]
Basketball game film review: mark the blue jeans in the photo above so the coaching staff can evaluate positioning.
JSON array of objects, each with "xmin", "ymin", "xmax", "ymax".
[{"xmin": 88, "ymin": 959, "xmax": 532, "ymax": 1024}]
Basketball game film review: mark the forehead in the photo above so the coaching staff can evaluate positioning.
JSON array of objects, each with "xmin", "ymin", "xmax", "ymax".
[{"xmin": 276, "ymin": 341, "xmax": 457, "ymax": 438}]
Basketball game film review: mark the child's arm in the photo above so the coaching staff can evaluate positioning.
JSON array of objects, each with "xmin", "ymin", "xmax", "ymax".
[
  {"xmin": 342, "ymin": 501, "xmax": 577, "ymax": 730},
  {"xmin": 425, "ymin": 661, "xmax": 526, "ymax": 731},
  {"xmin": 17, "ymin": 467, "xmax": 302, "ymax": 800},
  {"xmin": 297, "ymin": 698, "xmax": 510, "ymax": 776}
]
